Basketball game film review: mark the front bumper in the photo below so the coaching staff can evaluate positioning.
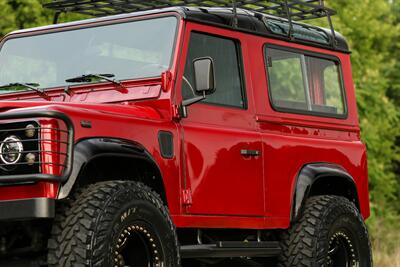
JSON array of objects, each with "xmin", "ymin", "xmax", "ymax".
[{"xmin": 0, "ymin": 198, "xmax": 54, "ymax": 220}]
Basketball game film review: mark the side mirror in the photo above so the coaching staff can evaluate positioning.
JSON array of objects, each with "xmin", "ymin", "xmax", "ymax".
[
  {"xmin": 193, "ymin": 57, "xmax": 216, "ymax": 95},
  {"xmin": 181, "ymin": 57, "xmax": 216, "ymax": 113}
]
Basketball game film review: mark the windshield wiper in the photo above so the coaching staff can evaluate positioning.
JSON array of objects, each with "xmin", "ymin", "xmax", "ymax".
[
  {"xmin": 65, "ymin": 73, "xmax": 124, "ymax": 87},
  {"xmin": 0, "ymin": 82, "xmax": 49, "ymax": 99}
]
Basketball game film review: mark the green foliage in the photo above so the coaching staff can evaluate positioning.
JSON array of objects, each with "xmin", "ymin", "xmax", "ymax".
[
  {"xmin": 0, "ymin": 0, "xmax": 399, "ymax": 228},
  {"xmin": 0, "ymin": 0, "xmax": 88, "ymax": 37},
  {"xmin": 0, "ymin": 1, "xmax": 18, "ymax": 36},
  {"xmin": 320, "ymin": 0, "xmax": 400, "ymax": 220}
]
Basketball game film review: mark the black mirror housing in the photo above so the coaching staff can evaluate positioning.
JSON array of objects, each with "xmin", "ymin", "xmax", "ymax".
[{"xmin": 193, "ymin": 57, "xmax": 216, "ymax": 95}]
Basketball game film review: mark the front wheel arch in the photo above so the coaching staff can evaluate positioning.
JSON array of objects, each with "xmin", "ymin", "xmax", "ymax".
[{"xmin": 58, "ymin": 138, "xmax": 168, "ymax": 206}]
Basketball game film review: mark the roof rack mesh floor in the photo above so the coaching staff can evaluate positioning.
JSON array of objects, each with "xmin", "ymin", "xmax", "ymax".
[{"xmin": 43, "ymin": 0, "xmax": 335, "ymax": 21}]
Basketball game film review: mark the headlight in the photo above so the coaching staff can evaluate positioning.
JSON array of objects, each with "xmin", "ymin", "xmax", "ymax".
[
  {"xmin": 0, "ymin": 135, "xmax": 23, "ymax": 165},
  {"xmin": 25, "ymin": 124, "xmax": 36, "ymax": 138}
]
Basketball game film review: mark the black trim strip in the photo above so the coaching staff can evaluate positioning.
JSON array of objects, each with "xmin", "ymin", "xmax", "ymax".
[
  {"xmin": 181, "ymin": 241, "xmax": 281, "ymax": 258},
  {"xmin": 0, "ymin": 198, "xmax": 55, "ymax": 220}
]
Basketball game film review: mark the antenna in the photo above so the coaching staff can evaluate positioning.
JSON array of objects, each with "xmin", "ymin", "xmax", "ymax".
[{"xmin": 232, "ymin": 0, "xmax": 238, "ymax": 28}]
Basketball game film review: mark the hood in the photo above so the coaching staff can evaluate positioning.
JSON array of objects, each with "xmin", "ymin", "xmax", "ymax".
[{"xmin": 0, "ymin": 101, "xmax": 164, "ymax": 121}]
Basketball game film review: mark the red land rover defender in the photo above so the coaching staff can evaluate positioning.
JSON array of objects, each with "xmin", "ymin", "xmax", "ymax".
[{"xmin": 0, "ymin": 0, "xmax": 372, "ymax": 266}]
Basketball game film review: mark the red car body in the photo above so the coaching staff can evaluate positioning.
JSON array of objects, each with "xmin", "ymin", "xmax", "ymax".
[{"xmin": 0, "ymin": 8, "xmax": 369, "ymax": 233}]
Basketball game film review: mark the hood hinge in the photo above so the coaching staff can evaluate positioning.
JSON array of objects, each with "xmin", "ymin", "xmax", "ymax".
[
  {"xmin": 182, "ymin": 189, "xmax": 192, "ymax": 206},
  {"xmin": 172, "ymin": 104, "xmax": 182, "ymax": 120}
]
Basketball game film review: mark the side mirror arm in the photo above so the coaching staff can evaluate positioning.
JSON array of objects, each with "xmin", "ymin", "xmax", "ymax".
[
  {"xmin": 182, "ymin": 92, "xmax": 206, "ymax": 107},
  {"xmin": 179, "ymin": 57, "xmax": 215, "ymax": 118},
  {"xmin": 179, "ymin": 92, "xmax": 206, "ymax": 118}
]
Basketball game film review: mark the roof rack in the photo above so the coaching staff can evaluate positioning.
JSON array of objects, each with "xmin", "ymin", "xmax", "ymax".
[
  {"xmin": 43, "ymin": 0, "xmax": 337, "ymax": 47},
  {"xmin": 43, "ymin": 0, "xmax": 335, "ymax": 19}
]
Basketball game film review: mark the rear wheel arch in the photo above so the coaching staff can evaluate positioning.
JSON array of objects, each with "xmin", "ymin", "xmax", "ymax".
[
  {"xmin": 57, "ymin": 138, "xmax": 168, "ymax": 205},
  {"xmin": 291, "ymin": 163, "xmax": 360, "ymax": 223}
]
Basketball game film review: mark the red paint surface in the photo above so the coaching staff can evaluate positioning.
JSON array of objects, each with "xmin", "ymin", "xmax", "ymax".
[{"xmin": 0, "ymin": 13, "xmax": 369, "ymax": 229}]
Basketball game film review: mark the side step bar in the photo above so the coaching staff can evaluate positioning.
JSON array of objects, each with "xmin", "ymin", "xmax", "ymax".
[{"xmin": 180, "ymin": 241, "xmax": 281, "ymax": 259}]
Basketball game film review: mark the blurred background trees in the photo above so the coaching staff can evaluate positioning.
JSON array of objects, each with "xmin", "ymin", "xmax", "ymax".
[
  {"xmin": 0, "ymin": 0, "xmax": 399, "ymax": 264},
  {"xmin": 324, "ymin": 1, "xmax": 400, "ymax": 263},
  {"xmin": 326, "ymin": 0, "xmax": 400, "ymax": 218}
]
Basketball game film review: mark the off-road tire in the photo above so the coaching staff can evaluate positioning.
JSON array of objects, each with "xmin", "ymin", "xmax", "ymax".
[
  {"xmin": 277, "ymin": 195, "xmax": 372, "ymax": 267},
  {"xmin": 48, "ymin": 181, "xmax": 180, "ymax": 267}
]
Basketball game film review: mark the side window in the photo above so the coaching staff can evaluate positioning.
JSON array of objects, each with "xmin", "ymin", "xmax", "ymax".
[
  {"xmin": 322, "ymin": 62, "xmax": 345, "ymax": 114},
  {"xmin": 182, "ymin": 32, "xmax": 246, "ymax": 108},
  {"xmin": 267, "ymin": 49, "xmax": 308, "ymax": 111},
  {"xmin": 265, "ymin": 47, "xmax": 346, "ymax": 117}
]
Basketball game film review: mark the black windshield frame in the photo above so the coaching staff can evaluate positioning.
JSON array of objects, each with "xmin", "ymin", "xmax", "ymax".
[{"xmin": 0, "ymin": 12, "xmax": 181, "ymax": 94}]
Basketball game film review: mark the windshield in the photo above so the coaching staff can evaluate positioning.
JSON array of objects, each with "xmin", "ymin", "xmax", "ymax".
[{"xmin": 0, "ymin": 16, "xmax": 178, "ymax": 94}]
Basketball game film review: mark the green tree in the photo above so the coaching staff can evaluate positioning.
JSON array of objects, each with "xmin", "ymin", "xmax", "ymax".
[
  {"xmin": 0, "ymin": 1, "xmax": 17, "ymax": 36},
  {"xmin": 321, "ymin": 0, "xmax": 400, "ymax": 218},
  {"xmin": 0, "ymin": 0, "xmax": 86, "ymax": 37}
]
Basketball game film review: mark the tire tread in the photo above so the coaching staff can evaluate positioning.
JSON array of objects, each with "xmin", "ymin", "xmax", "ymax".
[
  {"xmin": 48, "ymin": 181, "xmax": 179, "ymax": 267},
  {"xmin": 278, "ymin": 195, "xmax": 372, "ymax": 267}
]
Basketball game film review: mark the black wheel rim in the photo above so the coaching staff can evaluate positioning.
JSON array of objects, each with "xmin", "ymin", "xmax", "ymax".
[
  {"xmin": 113, "ymin": 222, "xmax": 164, "ymax": 267},
  {"xmin": 327, "ymin": 231, "xmax": 359, "ymax": 267}
]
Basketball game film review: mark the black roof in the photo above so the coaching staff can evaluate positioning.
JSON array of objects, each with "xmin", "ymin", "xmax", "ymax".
[
  {"xmin": 42, "ymin": 0, "xmax": 348, "ymax": 53},
  {"xmin": 182, "ymin": 7, "xmax": 349, "ymax": 53},
  {"xmin": 13, "ymin": 6, "xmax": 349, "ymax": 53}
]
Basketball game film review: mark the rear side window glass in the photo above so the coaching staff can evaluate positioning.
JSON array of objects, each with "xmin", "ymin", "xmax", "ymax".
[
  {"xmin": 265, "ymin": 47, "xmax": 346, "ymax": 117},
  {"xmin": 182, "ymin": 32, "xmax": 246, "ymax": 108},
  {"xmin": 323, "ymin": 63, "xmax": 345, "ymax": 114}
]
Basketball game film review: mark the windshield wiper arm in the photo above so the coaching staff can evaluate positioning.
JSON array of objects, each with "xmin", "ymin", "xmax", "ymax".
[
  {"xmin": 65, "ymin": 73, "xmax": 124, "ymax": 87},
  {"xmin": 0, "ymin": 83, "xmax": 49, "ymax": 99}
]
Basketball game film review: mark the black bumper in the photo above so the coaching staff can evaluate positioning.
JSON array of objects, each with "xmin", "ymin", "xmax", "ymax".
[{"xmin": 0, "ymin": 198, "xmax": 55, "ymax": 220}]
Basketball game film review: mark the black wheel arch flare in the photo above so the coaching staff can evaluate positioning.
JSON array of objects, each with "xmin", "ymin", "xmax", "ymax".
[
  {"xmin": 58, "ymin": 137, "xmax": 167, "ymax": 204},
  {"xmin": 291, "ymin": 163, "xmax": 360, "ymax": 223}
]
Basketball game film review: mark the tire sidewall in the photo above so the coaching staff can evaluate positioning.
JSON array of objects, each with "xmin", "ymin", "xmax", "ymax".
[
  {"xmin": 278, "ymin": 196, "xmax": 372, "ymax": 267},
  {"xmin": 92, "ymin": 185, "xmax": 179, "ymax": 267},
  {"xmin": 316, "ymin": 198, "xmax": 372, "ymax": 267}
]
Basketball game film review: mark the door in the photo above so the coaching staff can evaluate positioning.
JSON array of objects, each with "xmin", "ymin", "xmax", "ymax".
[{"xmin": 178, "ymin": 27, "xmax": 264, "ymax": 216}]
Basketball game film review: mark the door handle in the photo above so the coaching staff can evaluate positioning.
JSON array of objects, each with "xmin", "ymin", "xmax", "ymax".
[{"xmin": 240, "ymin": 149, "xmax": 260, "ymax": 157}]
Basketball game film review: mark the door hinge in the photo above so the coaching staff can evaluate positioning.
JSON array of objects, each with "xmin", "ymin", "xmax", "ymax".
[{"xmin": 182, "ymin": 189, "xmax": 192, "ymax": 206}]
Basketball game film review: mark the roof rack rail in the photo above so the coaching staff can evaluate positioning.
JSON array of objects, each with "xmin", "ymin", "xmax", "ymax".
[{"xmin": 43, "ymin": 0, "xmax": 337, "ymax": 47}]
